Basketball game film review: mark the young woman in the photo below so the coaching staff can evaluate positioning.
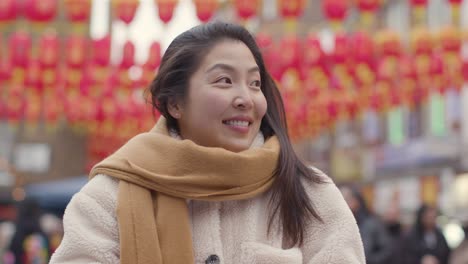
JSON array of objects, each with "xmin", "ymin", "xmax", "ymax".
[
  {"xmin": 50, "ymin": 22, "xmax": 365, "ymax": 264},
  {"xmin": 403, "ymin": 204, "xmax": 451, "ymax": 264}
]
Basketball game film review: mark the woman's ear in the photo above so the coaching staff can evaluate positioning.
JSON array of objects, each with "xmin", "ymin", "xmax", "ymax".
[{"xmin": 167, "ymin": 97, "xmax": 183, "ymax": 119}]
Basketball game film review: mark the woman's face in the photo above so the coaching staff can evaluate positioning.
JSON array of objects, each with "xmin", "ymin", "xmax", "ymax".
[{"xmin": 170, "ymin": 40, "xmax": 267, "ymax": 152}]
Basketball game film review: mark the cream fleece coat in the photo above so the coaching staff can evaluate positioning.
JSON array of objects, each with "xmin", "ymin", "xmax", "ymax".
[{"xmin": 50, "ymin": 169, "xmax": 365, "ymax": 264}]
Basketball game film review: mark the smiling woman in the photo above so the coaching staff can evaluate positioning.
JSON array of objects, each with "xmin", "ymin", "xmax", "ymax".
[
  {"xmin": 50, "ymin": 22, "xmax": 365, "ymax": 264},
  {"xmin": 167, "ymin": 40, "xmax": 267, "ymax": 152}
]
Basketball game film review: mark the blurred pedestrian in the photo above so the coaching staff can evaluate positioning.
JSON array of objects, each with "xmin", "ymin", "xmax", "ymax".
[
  {"xmin": 382, "ymin": 199, "xmax": 406, "ymax": 264},
  {"xmin": 7, "ymin": 198, "xmax": 50, "ymax": 264},
  {"xmin": 403, "ymin": 204, "xmax": 451, "ymax": 264},
  {"xmin": 340, "ymin": 185, "xmax": 394, "ymax": 264}
]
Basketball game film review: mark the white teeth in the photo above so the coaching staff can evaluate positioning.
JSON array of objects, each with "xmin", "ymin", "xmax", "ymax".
[{"xmin": 224, "ymin": 120, "xmax": 249, "ymax": 127}]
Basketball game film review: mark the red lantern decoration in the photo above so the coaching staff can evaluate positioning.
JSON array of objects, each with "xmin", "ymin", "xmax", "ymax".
[
  {"xmin": 256, "ymin": 33, "xmax": 282, "ymax": 81},
  {"xmin": 9, "ymin": 31, "xmax": 32, "ymax": 86},
  {"xmin": 141, "ymin": 41, "xmax": 161, "ymax": 87},
  {"xmin": 5, "ymin": 84, "xmax": 25, "ymax": 127},
  {"xmin": 357, "ymin": 0, "xmax": 381, "ymax": 12},
  {"xmin": 322, "ymin": 0, "xmax": 349, "ymax": 29},
  {"xmin": 143, "ymin": 42, "xmax": 161, "ymax": 70},
  {"xmin": 24, "ymin": 0, "xmax": 58, "ymax": 23},
  {"xmin": 38, "ymin": 32, "xmax": 60, "ymax": 92},
  {"xmin": 64, "ymin": 0, "xmax": 92, "ymax": 25},
  {"xmin": 44, "ymin": 92, "xmax": 63, "ymax": 130},
  {"xmin": 278, "ymin": 0, "xmax": 305, "ymax": 32},
  {"xmin": 351, "ymin": 31, "xmax": 375, "ymax": 66},
  {"xmin": 302, "ymin": 35, "xmax": 330, "ymax": 98},
  {"xmin": 356, "ymin": 0, "xmax": 381, "ymax": 28},
  {"xmin": 24, "ymin": 90, "xmax": 42, "ymax": 127},
  {"xmin": 448, "ymin": 0, "xmax": 461, "ymax": 26},
  {"xmin": 279, "ymin": 35, "xmax": 302, "ymax": 76},
  {"xmin": 375, "ymin": 30, "xmax": 402, "ymax": 58},
  {"xmin": 91, "ymin": 35, "xmax": 111, "ymax": 67},
  {"xmin": 438, "ymin": 26, "xmax": 462, "ymax": 90},
  {"xmin": 303, "ymin": 35, "xmax": 326, "ymax": 68},
  {"xmin": 411, "ymin": 28, "xmax": 433, "ymax": 55},
  {"xmin": 66, "ymin": 35, "xmax": 88, "ymax": 69},
  {"xmin": 410, "ymin": 0, "xmax": 428, "ymax": 6},
  {"xmin": 9, "ymin": 31, "xmax": 32, "ymax": 68},
  {"xmin": 234, "ymin": 0, "xmax": 260, "ymax": 20},
  {"xmin": 89, "ymin": 35, "xmax": 111, "ymax": 87},
  {"xmin": 120, "ymin": 41, "xmax": 135, "ymax": 70},
  {"xmin": 0, "ymin": 0, "xmax": 20, "ymax": 25},
  {"xmin": 156, "ymin": 0, "xmax": 178, "ymax": 24},
  {"xmin": 24, "ymin": 59, "xmax": 42, "ymax": 91},
  {"xmin": 39, "ymin": 31, "xmax": 60, "ymax": 69},
  {"xmin": 194, "ymin": 0, "xmax": 218, "ymax": 23},
  {"xmin": 410, "ymin": 0, "xmax": 428, "ymax": 25},
  {"xmin": 350, "ymin": 31, "xmax": 376, "ymax": 90},
  {"xmin": 112, "ymin": 0, "xmax": 139, "ymax": 24},
  {"xmin": 279, "ymin": 0, "xmax": 305, "ymax": 19}
]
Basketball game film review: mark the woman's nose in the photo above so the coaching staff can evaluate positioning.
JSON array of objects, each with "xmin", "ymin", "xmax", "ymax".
[{"xmin": 232, "ymin": 86, "xmax": 253, "ymax": 109}]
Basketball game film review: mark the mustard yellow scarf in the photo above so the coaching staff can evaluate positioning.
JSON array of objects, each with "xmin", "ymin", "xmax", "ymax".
[{"xmin": 90, "ymin": 117, "xmax": 280, "ymax": 264}]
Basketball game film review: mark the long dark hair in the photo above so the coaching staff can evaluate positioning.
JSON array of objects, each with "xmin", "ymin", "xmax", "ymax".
[
  {"xmin": 414, "ymin": 204, "xmax": 438, "ymax": 237},
  {"xmin": 149, "ymin": 21, "xmax": 325, "ymax": 246}
]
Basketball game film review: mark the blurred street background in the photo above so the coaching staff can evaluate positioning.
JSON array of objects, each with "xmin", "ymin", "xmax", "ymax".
[{"xmin": 1, "ymin": 0, "xmax": 468, "ymax": 263}]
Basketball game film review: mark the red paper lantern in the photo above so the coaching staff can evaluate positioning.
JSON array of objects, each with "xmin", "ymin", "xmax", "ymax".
[
  {"xmin": 194, "ymin": 0, "xmax": 218, "ymax": 23},
  {"xmin": 303, "ymin": 35, "xmax": 326, "ymax": 68},
  {"xmin": 462, "ymin": 60, "xmax": 468, "ymax": 82},
  {"xmin": 9, "ymin": 31, "xmax": 32, "ymax": 68},
  {"xmin": 256, "ymin": 33, "xmax": 282, "ymax": 80},
  {"xmin": 375, "ymin": 30, "xmax": 402, "ymax": 58},
  {"xmin": 91, "ymin": 35, "xmax": 111, "ymax": 67},
  {"xmin": 411, "ymin": 28, "xmax": 433, "ymax": 55},
  {"xmin": 279, "ymin": 35, "xmax": 302, "ymax": 75},
  {"xmin": 322, "ymin": 0, "xmax": 349, "ymax": 23},
  {"xmin": 64, "ymin": 0, "xmax": 92, "ymax": 24},
  {"xmin": 44, "ymin": 92, "xmax": 62, "ymax": 128},
  {"xmin": 356, "ymin": 0, "xmax": 381, "ymax": 12},
  {"xmin": 6, "ymin": 84, "xmax": 25, "ymax": 125},
  {"xmin": 333, "ymin": 33, "xmax": 350, "ymax": 65},
  {"xmin": 120, "ymin": 41, "xmax": 135, "ymax": 70},
  {"xmin": 234, "ymin": 0, "xmax": 260, "ymax": 20},
  {"xmin": 24, "ymin": 0, "xmax": 58, "ymax": 23},
  {"xmin": 156, "ymin": 0, "xmax": 178, "ymax": 24},
  {"xmin": 24, "ymin": 59, "xmax": 42, "ymax": 91},
  {"xmin": 410, "ymin": 0, "xmax": 428, "ymax": 25},
  {"xmin": 39, "ymin": 31, "xmax": 60, "ymax": 69},
  {"xmin": 410, "ymin": 0, "xmax": 428, "ymax": 7},
  {"xmin": 351, "ymin": 31, "xmax": 375, "ymax": 65},
  {"xmin": 0, "ymin": 0, "xmax": 20, "ymax": 24},
  {"xmin": 141, "ymin": 42, "xmax": 161, "ymax": 87},
  {"xmin": 24, "ymin": 89, "xmax": 42, "ymax": 126},
  {"xmin": 143, "ymin": 42, "xmax": 161, "ymax": 70},
  {"xmin": 278, "ymin": 0, "xmax": 305, "ymax": 19},
  {"xmin": 66, "ymin": 35, "xmax": 88, "ymax": 69},
  {"xmin": 438, "ymin": 26, "xmax": 461, "ymax": 53},
  {"xmin": 112, "ymin": 0, "xmax": 139, "ymax": 24}
]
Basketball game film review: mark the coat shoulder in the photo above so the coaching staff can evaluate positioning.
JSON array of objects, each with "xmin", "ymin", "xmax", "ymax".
[{"xmin": 300, "ymin": 166, "xmax": 366, "ymax": 263}]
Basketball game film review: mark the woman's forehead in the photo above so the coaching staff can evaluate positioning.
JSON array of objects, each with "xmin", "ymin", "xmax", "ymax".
[{"xmin": 199, "ymin": 41, "xmax": 258, "ymax": 71}]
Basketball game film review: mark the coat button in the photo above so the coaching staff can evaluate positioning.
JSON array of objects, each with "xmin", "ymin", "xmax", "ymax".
[{"xmin": 205, "ymin": 254, "xmax": 220, "ymax": 264}]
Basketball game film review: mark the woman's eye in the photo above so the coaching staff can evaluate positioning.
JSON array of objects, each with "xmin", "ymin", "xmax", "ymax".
[
  {"xmin": 216, "ymin": 77, "xmax": 232, "ymax": 84},
  {"xmin": 250, "ymin": 80, "xmax": 261, "ymax": 87}
]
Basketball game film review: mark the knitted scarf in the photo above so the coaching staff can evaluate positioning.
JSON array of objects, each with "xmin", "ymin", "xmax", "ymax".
[{"xmin": 90, "ymin": 117, "xmax": 280, "ymax": 264}]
